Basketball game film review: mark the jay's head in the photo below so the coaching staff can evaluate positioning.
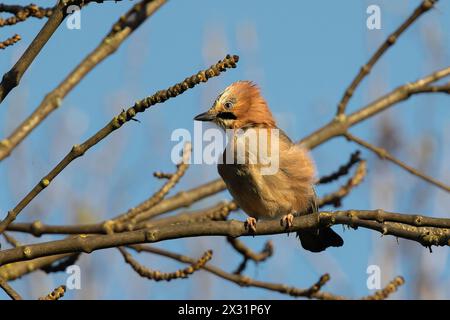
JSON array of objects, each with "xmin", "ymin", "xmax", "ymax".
[{"xmin": 194, "ymin": 81, "xmax": 276, "ymax": 129}]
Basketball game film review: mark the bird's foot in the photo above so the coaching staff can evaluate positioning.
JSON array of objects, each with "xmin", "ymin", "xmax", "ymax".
[
  {"xmin": 280, "ymin": 213, "xmax": 294, "ymax": 233},
  {"xmin": 245, "ymin": 217, "xmax": 257, "ymax": 234}
]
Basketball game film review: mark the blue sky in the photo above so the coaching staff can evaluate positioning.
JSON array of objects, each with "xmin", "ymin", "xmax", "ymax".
[{"xmin": 0, "ymin": 0, "xmax": 449, "ymax": 299}]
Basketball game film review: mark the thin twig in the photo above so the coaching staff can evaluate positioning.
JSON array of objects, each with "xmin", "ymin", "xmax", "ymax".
[
  {"xmin": 118, "ymin": 247, "xmax": 212, "ymax": 281},
  {"xmin": 362, "ymin": 276, "xmax": 405, "ymax": 300},
  {"xmin": 317, "ymin": 151, "xmax": 361, "ymax": 184},
  {"xmin": 153, "ymin": 172, "xmax": 174, "ymax": 179},
  {"xmin": 344, "ymin": 132, "xmax": 450, "ymax": 193},
  {"xmin": 38, "ymin": 285, "xmax": 66, "ymax": 300},
  {"xmin": 0, "ymin": 34, "xmax": 21, "ymax": 50},
  {"xmin": 0, "ymin": 277, "xmax": 22, "ymax": 300},
  {"xmin": 411, "ymin": 81, "xmax": 450, "ymax": 94},
  {"xmin": 114, "ymin": 142, "xmax": 191, "ymax": 225},
  {"xmin": 137, "ymin": 201, "xmax": 238, "ymax": 230},
  {"xmin": 226, "ymin": 237, "xmax": 273, "ymax": 274},
  {"xmin": 336, "ymin": 0, "xmax": 438, "ymax": 116},
  {"xmin": 227, "ymin": 238, "xmax": 273, "ymax": 263},
  {"xmin": 0, "ymin": 3, "xmax": 53, "ymax": 27},
  {"xmin": 318, "ymin": 160, "xmax": 367, "ymax": 208},
  {"xmin": 132, "ymin": 179, "xmax": 227, "ymax": 222},
  {"xmin": 3, "ymin": 232, "xmax": 21, "ymax": 247}
]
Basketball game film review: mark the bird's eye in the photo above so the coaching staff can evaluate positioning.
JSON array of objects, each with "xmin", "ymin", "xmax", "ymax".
[{"xmin": 224, "ymin": 101, "xmax": 233, "ymax": 109}]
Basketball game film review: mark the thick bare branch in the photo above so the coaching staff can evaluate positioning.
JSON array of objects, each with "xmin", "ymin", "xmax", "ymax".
[{"xmin": 1, "ymin": 209, "xmax": 449, "ymax": 266}]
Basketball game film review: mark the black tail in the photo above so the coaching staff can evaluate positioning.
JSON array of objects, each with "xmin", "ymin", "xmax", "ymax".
[
  {"xmin": 297, "ymin": 227, "xmax": 343, "ymax": 252},
  {"xmin": 296, "ymin": 188, "xmax": 343, "ymax": 252}
]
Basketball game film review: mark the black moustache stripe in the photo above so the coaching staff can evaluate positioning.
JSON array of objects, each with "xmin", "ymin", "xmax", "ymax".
[{"xmin": 216, "ymin": 112, "xmax": 237, "ymax": 120}]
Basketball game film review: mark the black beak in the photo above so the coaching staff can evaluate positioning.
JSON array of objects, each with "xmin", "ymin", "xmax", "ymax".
[{"xmin": 194, "ymin": 111, "xmax": 215, "ymax": 122}]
